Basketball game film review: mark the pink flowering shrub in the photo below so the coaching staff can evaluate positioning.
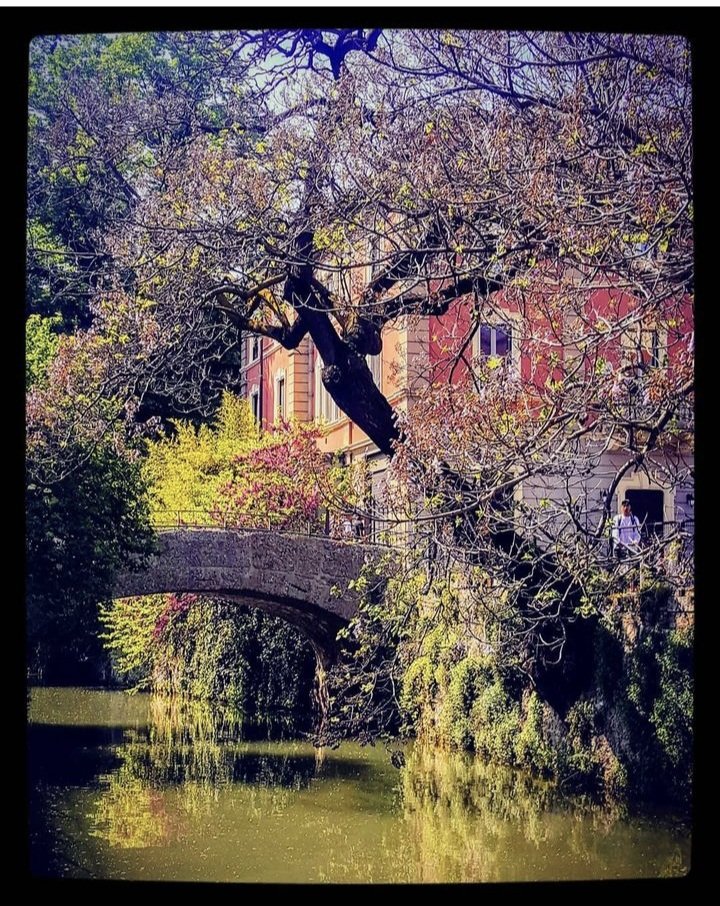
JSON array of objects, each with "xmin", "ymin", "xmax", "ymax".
[{"xmin": 215, "ymin": 420, "xmax": 346, "ymax": 531}]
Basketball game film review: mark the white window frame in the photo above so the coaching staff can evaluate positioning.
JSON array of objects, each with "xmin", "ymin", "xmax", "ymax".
[
  {"xmin": 474, "ymin": 317, "xmax": 520, "ymax": 372},
  {"xmin": 621, "ymin": 322, "xmax": 668, "ymax": 370},
  {"xmin": 314, "ymin": 353, "xmax": 340, "ymax": 423},
  {"xmin": 249, "ymin": 335, "xmax": 261, "ymax": 363},
  {"xmin": 274, "ymin": 369, "xmax": 287, "ymax": 422},
  {"xmin": 367, "ymin": 351, "xmax": 382, "ymax": 389},
  {"xmin": 250, "ymin": 385, "xmax": 260, "ymax": 424}
]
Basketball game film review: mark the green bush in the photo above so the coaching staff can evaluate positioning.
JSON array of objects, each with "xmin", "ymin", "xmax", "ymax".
[
  {"xmin": 400, "ymin": 656, "xmax": 436, "ymax": 734},
  {"xmin": 470, "ymin": 678, "xmax": 522, "ymax": 763},
  {"xmin": 515, "ymin": 693, "xmax": 554, "ymax": 775},
  {"xmin": 651, "ymin": 628, "xmax": 693, "ymax": 769},
  {"xmin": 397, "ymin": 575, "xmax": 693, "ymax": 808},
  {"xmin": 559, "ymin": 698, "xmax": 600, "ymax": 790},
  {"xmin": 439, "ymin": 657, "xmax": 491, "ymax": 749},
  {"xmin": 102, "ymin": 595, "xmax": 317, "ymax": 721}
]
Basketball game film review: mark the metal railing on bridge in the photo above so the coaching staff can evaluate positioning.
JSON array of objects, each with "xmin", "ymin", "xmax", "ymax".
[
  {"xmin": 150, "ymin": 509, "xmax": 406, "ymax": 547},
  {"xmin": 608, "ymin": 516, "xmax": 693, "ymax": 544}
]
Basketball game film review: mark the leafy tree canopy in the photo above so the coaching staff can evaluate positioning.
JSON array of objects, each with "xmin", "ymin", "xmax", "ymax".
[{"xmin": 29, "ymin": 30, "xmax": 693, "ymax": 455}]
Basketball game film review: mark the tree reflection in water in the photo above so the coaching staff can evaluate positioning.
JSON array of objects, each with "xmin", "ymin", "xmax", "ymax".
[
  {"xmin": 31, "ymin": 690, "xmax": 689, "ymax": 881},
  {"xmin": 89, "ymin": 695, "xmax": 335, "ymax": 849},
  {"xmin": 398, "ymin": 746, "xmax": 689, "ymax": 882}
]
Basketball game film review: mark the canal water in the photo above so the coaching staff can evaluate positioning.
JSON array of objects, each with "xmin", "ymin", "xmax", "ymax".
[{"xmin": 28, "ymin": 687, "xmax": 690, "ymax": 883}]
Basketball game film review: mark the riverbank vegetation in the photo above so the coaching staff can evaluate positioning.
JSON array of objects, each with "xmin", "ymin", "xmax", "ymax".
[
  {"xmin": 26, "ymin": 315, "xmax": 155, "ymax": 682},
  {"xmin": 397, "ymin": 602, "xmax": 693, "ymax": 805},
  {"xmin": 101, "ymin": 594, "xmax": 317, "ymax": 720},
  {"xmin": 320, "ymin": 560, "xmax": 693, "ymax": 808}
]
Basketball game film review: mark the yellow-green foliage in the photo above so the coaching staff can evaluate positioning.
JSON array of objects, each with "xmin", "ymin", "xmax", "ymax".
[
  {"xmin": 143, "ymin": 392, "xmax": 259, "ymax": 522},
  {"xmin": 468, "ymin": 672, "xmax": 522, "ymax": 763},
  {"xmin": 26, "ymin": 313, "xmax": 62, "ymax": 389},
  {"xmin": 99, "ymin": 594, "xmax": 166, "ymax": 681},
  {"xmin": 401, "ymin": 657, "xmax": 436, "ymax": 737},
  {"xmin": 651, "ymin": 627, "xmax": 693, "ymax": 770},
  {"xmin": 400, "ymin": 619, "xmax": 457, "ymax": 735},
  {"xmin": 437, "ymin": 657, "xmax": 491, "ymax": 750},
  {"xmin": 622, "ymin": 618, "xmax": 693, "ymax": 802},
  {"xmin": 101, "ymin": 593, "xmax": 317, "ymax": 713},
  {"xmin": 401, "ymin": 606, "xmax": 555, "ymax": 775},
  {"xmin": 144, "ymin": 391, "xmax": 353, "ymax": 528},
  {"xmin": 563, "ymin": 699, "xmax": 595, "ymax": 770},
  {"xmin": 514, "ymin": 692, "xmax": 553, "ymax": 775},
  {"xmin": 398, "ymin": 571, "xmax": 693, "ymax": 807}
]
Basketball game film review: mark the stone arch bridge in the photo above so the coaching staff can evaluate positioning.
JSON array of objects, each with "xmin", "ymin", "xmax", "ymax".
[{"xmin": 113, "ymin": 527, "xmax": 386, "ymax": 664}]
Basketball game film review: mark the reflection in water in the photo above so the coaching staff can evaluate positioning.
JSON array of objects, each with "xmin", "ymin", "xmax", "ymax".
[
  {"xmin": 399, "ymin": 746, "xmax": 689, "ymax": 882},
  {"xmin": 29, "ymin": 688, "xmax": 690, "ymax": 882},
  {"xmin": 87, "ymin": 698, "xmax": 355, "ymax": 850}
]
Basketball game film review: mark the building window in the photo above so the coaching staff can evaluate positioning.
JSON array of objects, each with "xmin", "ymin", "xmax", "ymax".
[
  {"xmin": 250, "ymin": 387, "xmax": 260, "ymax": 424},
  {"xmin": 615, "ymin": 472, "xmax": 675, "ymax": 534},
  {"xmin": 623, "ymin": 323, "xmax": 665, "ymax": 369},
  {"xmin": 640, "ymin": 327, "xmax": 661, "ymax": 368},
  {"xmin": 250, "ymin": 335, "xmax": 260, "ymax": 363},
  {"xmin": 477, "ymin": 322, "xmax": 513, "ymax": 361},
  {"xmin": 367, "ymin": 352, "xmax": 382, "ymax": 389},
  {"xmin": 314, "ymin": 355, "xmax": 340, "ymax": 423},
  {"xmin": 308, "ymin": 337, "xmax": 341, "ymax": 424},
  {"xmin": 275, "ymin": 373, "xmax": 286, "ymax": 422},
  {"xmin": 624, "ymin": 488, "xmax": 665, "ymax": 540}
]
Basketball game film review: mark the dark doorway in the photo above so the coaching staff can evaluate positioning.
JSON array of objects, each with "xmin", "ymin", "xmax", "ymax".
[{"xmin": 625, "ymin": 489, "xmax": 665, "ymax": 540}]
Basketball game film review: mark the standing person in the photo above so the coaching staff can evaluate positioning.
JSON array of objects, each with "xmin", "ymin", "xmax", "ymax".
[
  {"xmin": 612, "ymin": 498, "xmax": 642, "ymax": 560},
  {"xmin": 342, "ymin": 513, "xmax": 354, "ymax": 540},
  {"xmin": 352, "ymin": 512, "xmax": 365, "ymax": 540}
]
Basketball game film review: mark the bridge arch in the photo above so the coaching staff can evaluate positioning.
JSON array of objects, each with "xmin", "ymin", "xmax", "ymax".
[{"xmin": 113, "ymin": 529, "xmax": 380, "ymax": 663}]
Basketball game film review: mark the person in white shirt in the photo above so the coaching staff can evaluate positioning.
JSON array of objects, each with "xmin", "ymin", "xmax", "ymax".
[{"xmin": 612, "ymin": 499, "xmax": 642, "ymax": 560}]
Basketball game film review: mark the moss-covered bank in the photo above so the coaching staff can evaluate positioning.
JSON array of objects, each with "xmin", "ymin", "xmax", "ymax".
[{"xmin": 399, "ymin": 582, "xmax": 692, "ymax": 808}]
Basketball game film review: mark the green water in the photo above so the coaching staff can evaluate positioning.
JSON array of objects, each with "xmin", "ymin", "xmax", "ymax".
[{"xmin": 28, "ymin": 687, "xmax": 690, "ymax": 882}]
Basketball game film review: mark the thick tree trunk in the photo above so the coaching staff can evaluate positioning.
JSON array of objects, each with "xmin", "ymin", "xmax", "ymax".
[
  {"xmin": 323, "ymin": 356, "xmax": 399, "ymax": 456},
  {"xmin": 306, "ymin": 307, "xmax": 400, "ymax": 456},
  {"xmin": 285, "ymin": 270, "xmax": 401, "ymax": 456}
]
